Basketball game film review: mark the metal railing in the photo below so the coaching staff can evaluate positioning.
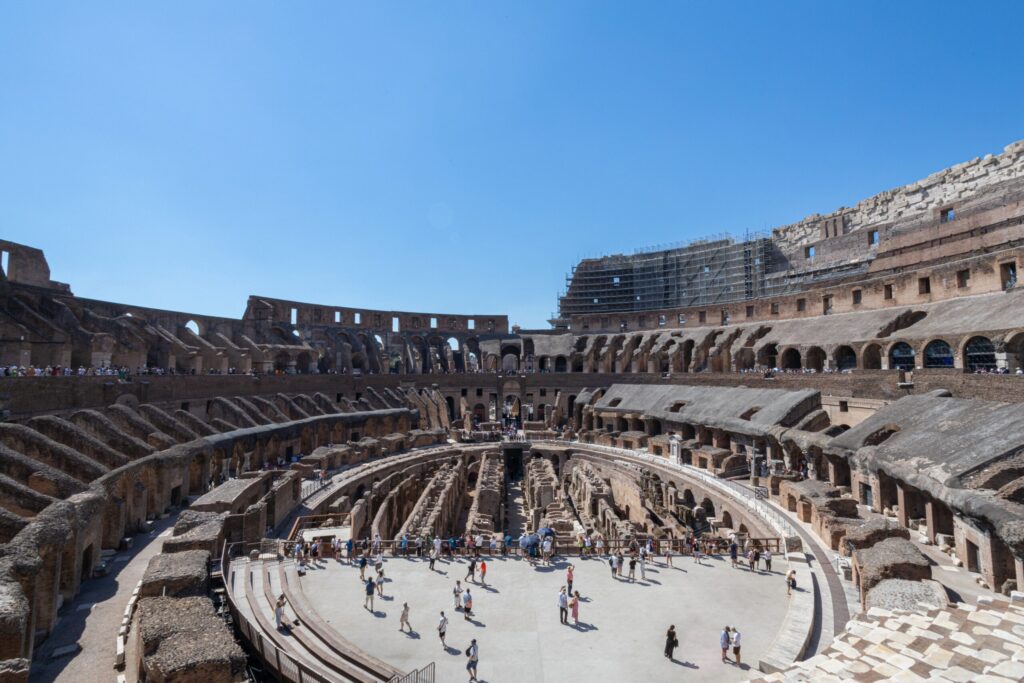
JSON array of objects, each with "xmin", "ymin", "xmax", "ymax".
[{"xmin": 388, "ymin": 663, "xmax": 435, "ymax": 683}]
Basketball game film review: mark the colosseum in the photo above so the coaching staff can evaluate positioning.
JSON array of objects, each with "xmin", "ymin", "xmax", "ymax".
[{"xmin": 5, "ymin": 141, "xmax": 1024, "ymax": 683}]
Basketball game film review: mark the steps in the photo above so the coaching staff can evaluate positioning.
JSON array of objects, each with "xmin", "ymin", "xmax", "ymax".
[{"xmin": 229, "ymin": 557, "xmax": 398, "ymax": 682}]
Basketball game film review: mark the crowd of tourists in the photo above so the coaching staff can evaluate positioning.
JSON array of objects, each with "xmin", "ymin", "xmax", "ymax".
[{"xmin": 277, "ymin": 526, "xmax": 787, "ymax": 679}]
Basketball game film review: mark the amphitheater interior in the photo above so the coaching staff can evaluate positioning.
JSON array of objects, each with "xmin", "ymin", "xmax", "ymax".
[{"xmin": 4, "ymin": 141, "xmax": 1024, "ymax": 682}]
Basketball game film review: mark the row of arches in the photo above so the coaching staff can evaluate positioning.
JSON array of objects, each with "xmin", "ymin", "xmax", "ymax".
[{"xmin": 745, "ymin": 336, "xmax": 1002, "ymax": 372}]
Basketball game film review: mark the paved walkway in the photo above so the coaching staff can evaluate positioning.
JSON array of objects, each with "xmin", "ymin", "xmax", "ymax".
[
  {"xmin": 298, "ymin": 551, "xmax": 793, "ymax": 682},
  {"xmin": 30, "ymin": 515, "xmax": 177, "ymax": 683}
]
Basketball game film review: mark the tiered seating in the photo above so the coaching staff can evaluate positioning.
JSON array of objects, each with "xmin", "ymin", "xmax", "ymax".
[{"xmin": 229, "ymin": 557, "xmax": 399, "ymax": 682}]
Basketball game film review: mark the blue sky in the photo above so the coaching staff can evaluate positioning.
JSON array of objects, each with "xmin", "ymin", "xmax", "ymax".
[{"xmin": 2, "ymin": 2, "xmax": 1023, "ymax": 329}]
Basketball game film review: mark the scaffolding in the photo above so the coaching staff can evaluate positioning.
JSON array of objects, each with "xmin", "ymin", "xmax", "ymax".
[{"xmin": 557, "ymin": 231, "xmax": 773, "ymax": 317}]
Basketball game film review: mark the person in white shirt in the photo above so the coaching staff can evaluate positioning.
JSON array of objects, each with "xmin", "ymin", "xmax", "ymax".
[{"xmin": 730, "ymin": 628, "xmax": 742, "ymax": 665}]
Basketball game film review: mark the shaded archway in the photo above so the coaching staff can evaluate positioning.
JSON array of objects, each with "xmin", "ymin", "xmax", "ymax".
[
  {"xmin": 964, "ymin": 336, "xmax": 996, "ymax": 372},
  {"xmin": 780, "ymin": 348, "xmax": 801, "ymax": 370},
  {"xmin": 554, "ymin": 356, "xmax": 567, "ymax": 372},
  {"xmin": 889, "ymin": 342, "xmax": 915, "ymax": 371},
  {"xmin": 805, "ymin": 346, "xmax": 826, "ymax": 372},
  {"xmin": 758, "ymin": 343, "xmax": 778, "ymax": 369},
  {"xmin": 923, "ymin": 339, "xmax": 954, "ymax": 368},
  {"xmin": 862, "ymin": 343, "xmax": 882, "ymax": 369},
  {"xmin": 834, "ymin": 345, "xmax": 857, "ymax": 371}
]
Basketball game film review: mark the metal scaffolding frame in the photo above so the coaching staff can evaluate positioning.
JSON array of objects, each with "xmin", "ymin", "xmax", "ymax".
[{"xmin": 557, "ymin": 231, "xmax": 772, "ymax": 317}]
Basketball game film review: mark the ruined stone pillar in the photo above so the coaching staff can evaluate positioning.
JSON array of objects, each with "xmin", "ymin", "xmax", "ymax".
[{"xmin": 896, "ymin": 483, "xmax": 911, "ymax": 529}]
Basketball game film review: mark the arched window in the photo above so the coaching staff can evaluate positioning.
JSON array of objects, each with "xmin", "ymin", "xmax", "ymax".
[
  {"xmin": 964, "ymin": 336, "xmax": 996, "ymax": 372},
  {"xmin": 834, "ymin": 346, "xmax": 857, "ymax": 371},
  {"xmin": 923, "ymin": 340, "xmax": 954, "ymax": 368},
  {"xmin": 862, "ymin": 344, "xmax": 882, "ymax": 369},
  {"xmin": 780, "ymin": 348, "xmax": 801, "ymax": 370},
  {"xmin": 805, "ymin": 347, "xmax": 826, "ymax": 372},
  {"xmin": 889, "ymin": 342, "xmax": 915, "ymax": 370}
]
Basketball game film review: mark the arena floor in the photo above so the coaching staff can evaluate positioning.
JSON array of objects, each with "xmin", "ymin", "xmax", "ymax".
[{"xmin": 297, "ymin": 551, "xmax": 792, "ymax": 682}]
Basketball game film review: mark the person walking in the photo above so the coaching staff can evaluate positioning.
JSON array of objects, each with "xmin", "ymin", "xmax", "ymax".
[
  {"xmin": 763, "ymin": 548, "xmax": 773, "ymax": 572},
  {"xmin": 429, "ymin": 548, "xmax": 437, "ymax": 572},
  {"xmin": 617, "ymin": 552, "xmax": 625, "ymax": 577},
  {"xmin": 628, "ymin": 555, "xmax": 637, "ymax": 582},
  {"xmin": 693, "ymin": 540, "xmax": 702, "ymax": 565},
  {"xmin": 465, "ymin": 638, "xmax": 479, "ymax": 682},
  {"xmin": 731, "ymin": 627, "xmax": 742, "ymax": 665},
  {"xmin": 453, "ymin": 580, "xmax": 463, "ymax": 611},
  {"xmin": 359, "ymin": 554, "xmax": 368, "ymax": 580},
  {"xmin": 720, "ymin": 626, "xmax": 731, "ymax": 663},
  {"xmin": 399, "ymin": 602, "xmax": 411, "ymax": 632},
  {"xmin": 438, "ymin": 611, "xmax": 448, "ymax": 649},
  {"xmin": 275, "ymin": 595, "xmax": 286, "ymax": 630},
  {"xmin": 786, "ymin": 569, "xmax": 797, "ymax": 595},
  {"xmin": 609, "ymin": 553, "xmax": 618, "ymax": 578},
  {"xmin": 558, "ymin": 587, "xmax": 569, "ymax": 624},
  {"xmin": 364, "ymin": 577, "xmax": 375, "ymax": 611},
  {"xmin": 665, "ymin": 625, "xmax": 678, "ymax": 659},
  {"xmin": 729, "ymin": 541, "xmax": 739, "ymax": 568},
  {"xmin": 463, "ymin": 588, "xmax": 473, "ymax": 619},
  {"xmin": 570, "ymin": 590, "xmax": 580, "ymax": 626},
  {"xmin": 466, "ymin": 557, "xmax": 477, "ymax": 582},
  {"xmin": 566, "ymin": 564, "xmax": 575, "ymax": 595},
  {"xmin": 376, "ymin": 568, "xmax": 385, "ymax": 597},
  {"xmin": 479, "ymin": 560, "xmax": 487, "ymax": 586},
  {"xmin": 640, "ymin": 553, "xmax": 647, "ymax": 581},
  {"xmin": 664, "ymin": 539, "xmax": 673, "ymax": 568}
]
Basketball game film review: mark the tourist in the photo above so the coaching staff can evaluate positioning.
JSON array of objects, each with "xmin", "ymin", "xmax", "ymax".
[
  {"xmin": 595, "ymin": 534, "xmax": 605, "ymax": 556},
  {"xmin": 746, "ymin": 549, "xmax": 756, "ymax": 571},
  {"xmin": 465, "ymin": 638, "xmax": 479, "ymax": 681},
  {"xmin": 786, "ymin": 569, "xmax": 797, "ymax": 595},
  {"xmin": 466, "ymin": 557, "xmax": 476, "ymax": 582},
  {"xmin": 433, "ymin": 535, "xmax": 442, "ymax": 557},
  {"xmin": 609, "ymin": 553, "xmax": 618, "ymax": 578},
  {"xmin": 429, "ymin": 548, "xmax": 437, "ymax": 571},
  {"xmin": 275, "ymin": 595, "xmax": 287, "ymax": 630},
  {"xmin": 763, "ymin": 548, "xmax": 772, "ymax": 572},
  {"xmin": 584, "ymin": 534, "xmax": 592, "ymax": 556},
  {"xmin": 400, "ymin": 534, "xmax": 408, "ymax": 557},
  {"xmin": 616, "ymin": 551, "xmax": 625, "ymax": 577},
  {"xmin": 399, "ymin": 602, "xmax": 411, "ymax": 632},
  {"xmin": 570, "ymin": 590, "xmax": 580, "ymax": 626},
  {"xmin": 463, "ymin": 588, "xmax": 473, "ymax": 619},
  {"xmin": 731, "ymin": 627, "xmax": 742, "ymax": 665},
  {"xmin": 346, "ymin": 537, "xmax": 353, "ymax": 564},
  {"xmin": 438, "ymin": 611, "xmax": 448, "ymax": 649},
  {"xmin": 453, "ymin": 580, "xmax": 462, "ymax": 610},
  {"xmin": 566, "ymin": 563, "xmax": 574, "ymax": 594},
  {"xmin": 664, "ymin": 539, "xmax": 673, "ymax": 567},
  {"xmin": 640, "ymin": 553, "xmax": 647, "ymax": 580},
  {"xmin": 720, "ymin": 626, "xmax": 731, "ymax": 663},
  {"xmin": 364, "ymin": 577, "xmax": 375, "ymax": 611},
  {"xmin": 558, "ymin": 587, "xmax": 568, "ymax": 624},
  {"xmin": 665, "ymin": 624, "xmax": 678, "ymax": 659},
  {"xmin": 628, "ymin": 555, "xmax": 637, "ymax": 582},
  {"xmin": 359, "ymin": 554, "xmax": 368, "ymax": 580},
  {"xmin": 376, "ymin": 567, "xmax": 385, "ymax": 596},
  {"xmin": 729, "ymin": 541, "xmax": 739, "ymax": 568},
  {"xmin": 479, "ymin": 559, "xmax": 487, "ymax": 586}
]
